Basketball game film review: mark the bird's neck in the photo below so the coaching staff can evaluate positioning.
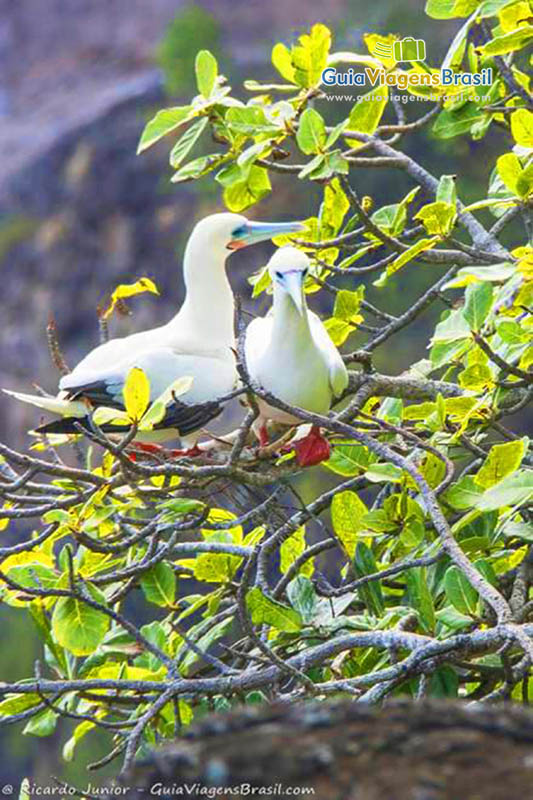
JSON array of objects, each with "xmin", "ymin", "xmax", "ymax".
[
  {"xmin": 270, "ymin": 286, "xmax": 310, "ymax": 348},
  {"xmin": 171, "ymin": 236, "xmax": 234, "ymax": 347}
]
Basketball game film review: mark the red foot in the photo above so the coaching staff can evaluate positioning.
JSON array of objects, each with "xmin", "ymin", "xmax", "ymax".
[
  {"xmin": 128, "ymin": 442, "xmax": 203, "ymax": 461},
  {"xmin": 258, "ymin": 424, "xmax": 269, "ymax": 449},
  {"xmin": 168, "ymin": 443, "xmax": 203, "ymax": 458},
  {"xmin": 128, "ymin": 442, "xmax": 164, "ymax": 462},
  {"xmin": 133, "ymin": 443, "xmax": 166, "ymax": 455},
  {"xmin": 284, "ymin": 426, "xmax": 331, "ymax": 467}
]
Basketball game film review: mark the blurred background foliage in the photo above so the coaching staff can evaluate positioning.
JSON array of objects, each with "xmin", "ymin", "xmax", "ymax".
[{"xmin": 0, "ymin": 0, "xmax": 527, "ymax": 786}]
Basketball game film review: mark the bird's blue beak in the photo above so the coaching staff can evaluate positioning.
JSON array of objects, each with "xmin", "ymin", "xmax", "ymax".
[
  {"xmin": 227, "ymin": 220, "xmax": 304, "ymax": 250},
  {"xmin": 283, "ymin": 270, "xmax": 305, "ymax": 316}
]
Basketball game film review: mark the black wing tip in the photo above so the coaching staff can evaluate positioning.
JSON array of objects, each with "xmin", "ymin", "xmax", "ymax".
[{"xmin": 35, "ymin": 417, "xmax": 90, "ymax": 435}]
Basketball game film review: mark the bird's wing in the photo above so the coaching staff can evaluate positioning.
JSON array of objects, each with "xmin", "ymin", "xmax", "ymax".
[
  {"xmin": 61, "ymin": 346, "xmax": 236, "ymax": 407},
  {"xmin": 36, "ymin": 397, "xmax": 223, "ymax": 438},
  {"xmin": 2, "ymin": 389, "xmax": 87, "ymax": 418},
  {"xmin": 308, "ymin": 311, "xmax": 349, "ymax": 398}
]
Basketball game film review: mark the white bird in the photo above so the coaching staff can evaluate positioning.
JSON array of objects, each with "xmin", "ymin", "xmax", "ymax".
[
  {"xmin": 5, "ymin": 213, "xmax": 303, "ymax": 454},
  {"xmin": 245, "ymin": 246, "xmax": 348, "ymax": 466}
]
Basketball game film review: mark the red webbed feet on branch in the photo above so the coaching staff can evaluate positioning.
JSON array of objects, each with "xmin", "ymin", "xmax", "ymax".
[{"xmin": 282, "ymin": 426, "xmax": 331, "ymax": 467}]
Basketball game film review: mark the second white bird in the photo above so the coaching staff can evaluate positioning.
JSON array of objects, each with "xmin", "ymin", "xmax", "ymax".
[{"xmin": 245, "ymin": 246, "xmax": 348, "ymax": 466}]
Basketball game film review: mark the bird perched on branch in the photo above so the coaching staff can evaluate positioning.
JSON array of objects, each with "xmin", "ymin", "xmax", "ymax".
[
  {"xmin": 244, "ymin": 246, "xmax": 348, "ymax": 467},
  {"xmin": 4, "ymin": 213, "xmax": 303, "ymax": 454}
]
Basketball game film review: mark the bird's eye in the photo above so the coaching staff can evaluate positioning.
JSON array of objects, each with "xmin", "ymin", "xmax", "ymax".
[
  {"xmin": 275, "ymin": 271, "xmax": 284, "ymax": 281},
  {"xmin": 231, "ymin": 224, "xmax": 247, "ymax": 239}
]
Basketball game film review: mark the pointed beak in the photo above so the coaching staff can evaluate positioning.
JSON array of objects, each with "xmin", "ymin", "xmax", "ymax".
[
  {"xmin": 227, "ymin": 220, "xmax": 304, "ymax": 250},
  {"xmin": 283, "ymin": 270, "xmax": 305, "ymax": 316}
]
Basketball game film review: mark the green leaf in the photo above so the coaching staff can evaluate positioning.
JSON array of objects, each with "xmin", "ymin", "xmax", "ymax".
[
  {"xmin": 414, "ymin": 201, "xmax": 456, "ymax": 236},
  {"xmin": 436, "ymin": 175, "xmax": 457, "ymax": 206},
  {"xmin": 171, "ymin": 154, "xmax": 225, "ymax": 183},
  {"xmin": 480, "ymin": 25, "xmax": 533, "ymax": 56},
  {"xmin": 272, "ymin": 42, "xmax": 297, "ymax": 83},
  {"xmin": 497, "ymin": 320, "xmax": 526, "ymax": 345},
  {"xmin": 324, "ymin": 444, "xmax": 371, "ymax": 476},
  {"xmin": 443, "ymin": 477, "xmax": 483, "ymax": 510},
  {"xmin": 364, "ymin": 463, "xmax": 403, "ymax": 483},
  {"xmin": 280, "ymin": 526, "xmax": 314, "ymax": 578},
  {"xmin": 475, "ymin": 440, "xmax": 526, "ymax": 489},
  {"xmin": 297, "ymin": 108, "xmax": 327, "ymax": 155},
  {"xmin": 345, "ymin": 85, "xmax": 389, "ymax": 144},
  {"xmin": 223, "ymin": 165, "xmax": 271, "ymax": 212},
  {"xmin": 428, "ymin": 666, "xmax": 459, "ymax": 697},
  {"xmin": 443, "ymin": 262, "xmax": 515, "ymax": 288},
  {"xmin": 52, "ymin": 586, "xmax": 110, "ymax": 656},
  {"xmin": 194, "ymin": 552, "xmax": 241, "ymax": 583},
  {"xmin": 353, "ymin": 542, "xmax": 384, "ymax": 616},
  {"xmin": 63, "ymin": 720, "xmax": 96, "ymax": 761},
  {"xmin": 324, "ymin": 317, "xmax": 353, "ymax": 346},
  {"xmin": 517, "ymin": 163, "xmax": 533, "ymax": 198},
  {"xmin": 333, "ymin": 288, "xmax": 364, "ymax": 323},
  {"xmin": 180, "ymin": 617, "xmax": 233, "ymax": 675},
  {"xmin": 291, "ymin": 23, "xmax": 331, "ymax": 88},
  {"xmin": 463, "ymin": 281, "xmax": 493, "ymax": 331},
  {"xmin": 158, "ymin": 497, "xmax": 205, "ymax": 524},
  {"xmin": 475, "ymin": 469, "xmax": 533, "ymax": 510},
  {"xmin": 425, "ymin": 0, "xmax": 479, "ymax": 18},
  {"xmin": 436, "ymin": 605, "xmax": 473, "ymax": 631},
  {"xmin": 226, "ymin": 106, "xmax": 279, "ymax": 138},
  {"xmin": 0, "ymin": 694, "xmax": 42, "ymax": 717},
  {"xmin": 406, "ymin": 567, "xmax": 436, "ymax": 633},
  {"xmin": 137, "ymin": 106, "xmax": 193, "ymax": 153},
  {"xmin": 169, "ymin": 118, "xmax": 209, "ymax": 168},
  {"xmin": 331, "ymin": 490, "xmax": 369, "ymax": 558},
  {"xmin": 444, "ymin": 565, "xmax": 478, "ymax": 616},
  {"xmin": 23, "ymin": 709, "xmax": 57, "ymax": 738},
  {"xmin": 245, "ymin": 587, "xmax": 302, "ymax": 632},
  {"xmin": 287, "ymin": 576, "xmax": 317, "ymax": 624},
  {"xmin": 140, "ymin": 562, "xmax": 176, "ymax": 607},
  {"xmin": 433, "ymin": 104, "xmax": 486, "ymax": 139},
  {"xmin": 195, "ymin": 50, "xmax": 218, "ymax": 98},
  {"xmin": 373, "ymin": 237, "xmax": 439, "ymax": 287},
  {"xmin": 430, "ymin": 336, "xmax": 470, "ymax": 367},
  {"xmin": 431, "ymin": 308, "xmax": 471, "ymax": 343}
]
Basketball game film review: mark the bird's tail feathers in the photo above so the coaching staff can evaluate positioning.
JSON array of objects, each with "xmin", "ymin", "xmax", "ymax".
[{"xmin": 3, "ymin": 389, "xmax": 87, "ymax": 418}]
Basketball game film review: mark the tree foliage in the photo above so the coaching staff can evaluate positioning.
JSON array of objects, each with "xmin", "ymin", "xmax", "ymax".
[{"xmin": 1, "ymin": 3, "xmax": 532, "ymax": 779}]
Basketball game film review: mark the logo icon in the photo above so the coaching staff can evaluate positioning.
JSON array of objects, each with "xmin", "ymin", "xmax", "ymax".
[{"xmin": 373, "ymin": 37, "xmax": 426, "ymax": 63}]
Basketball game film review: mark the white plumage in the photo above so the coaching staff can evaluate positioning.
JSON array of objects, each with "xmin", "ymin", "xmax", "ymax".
[
  {"xmin": 245, "ymin": 246, "xmax": 348, "ymax": 465},
  {"xmin": 5, "ymin": 213, "xmax": 303, "ymax": 449}
]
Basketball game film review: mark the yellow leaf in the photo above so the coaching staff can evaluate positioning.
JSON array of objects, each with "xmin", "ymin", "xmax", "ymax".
[
  {"xmin": 475, "ymin": 440, "xmax": 526, "ymax": 489},
  {"xmin": 497, "ymin": 152, "xmax": 522, "ymax": 194},
  {"xmin": 373, "ymin": 236, "xmax": 439, "ymax": 287},
  {"xmin": 123, "ymin": 367, "xmax": 150, "ymax": 422},
  {"xmin": 499, "ymin": 1, "xmax": 532, "ymax": 33},
  {"xmin": 102, "ymin": 278, "xmax": 159, "ymax": 320},
  {"xmin": 92, "ymin": 407, "xmax": 130, "ymax": 427},
  {"xmin": 140, "ymin": 376, "xmax": 194, "ymax": 430},
  {"xmin": 272, "ymin": 42, "xmax": 296, "ymax": 83},
  {"xmin": 345, "ymin": 85, "xmax": 389, "ymax": 147},
  {"xmin": 0, "ymin": 501, "xmax": 13, "ymax": 531},
  {"xmin": 510, "ymin": 108, "xmax": 533, "ymax": 147},
  {"xmin": 514, "ymin": 245, "xmax": 533, "ymax": 280}
]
